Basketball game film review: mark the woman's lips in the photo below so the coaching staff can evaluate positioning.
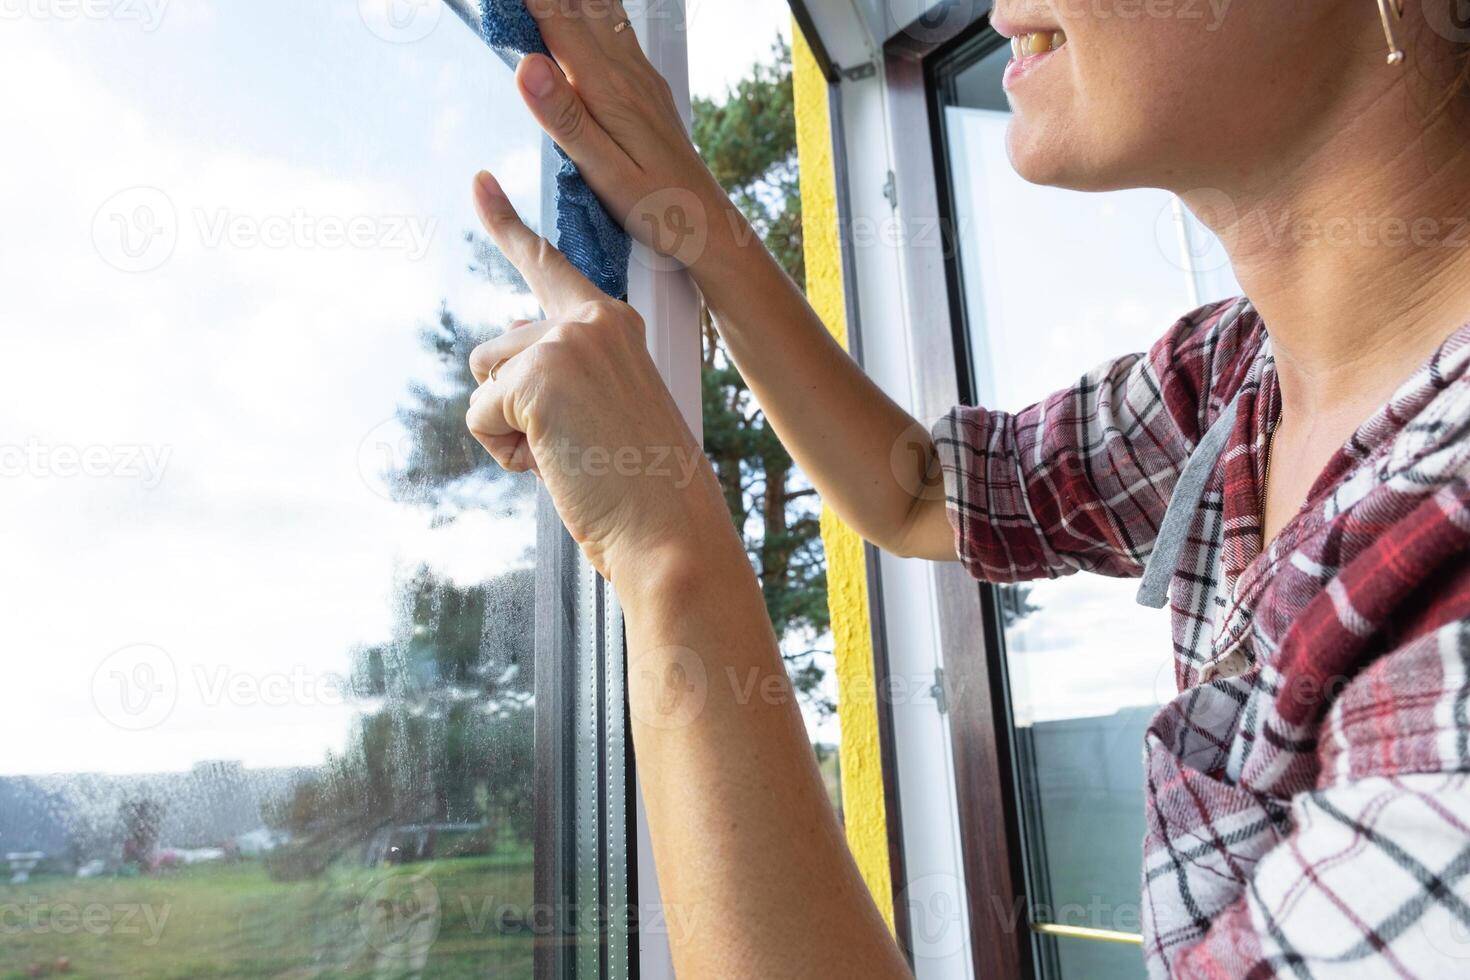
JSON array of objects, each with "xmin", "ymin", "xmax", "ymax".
[
  {"xmin": 1002, "ymin": 47, "xmax": 1059, "ymax": 90},
  {"xmin": 1001, "ymin": 31, "xmax": 1067, "ymax": 92}
]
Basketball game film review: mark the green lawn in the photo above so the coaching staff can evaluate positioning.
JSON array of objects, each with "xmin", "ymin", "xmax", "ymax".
[{"xmin": 0, "ymin": 853, "xmax": 535, "ymax": 979}]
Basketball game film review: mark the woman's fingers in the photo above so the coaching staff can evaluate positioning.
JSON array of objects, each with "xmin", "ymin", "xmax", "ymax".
[
  {"xmin": 480, "ymin": 433, "xmax": 529, "ymax": 472},
  {"xmin": 466, "ymin": 352, "xmax": 534, "ymax": 471},
  {"xmin": 526, "ymin": 0, "xmax": 647, "ymax": 74},
  {"xmin": 469, "ymin": 318, "xmax": 556, "ymax": 386},
  {"xmin": 472, "ymin": 171, "xmax": 601, "ymax": 316},
  {"xmin": 516, "ymin": 55, "xmax": 633, "ymax": 169}
]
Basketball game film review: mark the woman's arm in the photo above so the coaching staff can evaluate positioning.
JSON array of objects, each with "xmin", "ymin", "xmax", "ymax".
[
  {"xmin": 622, "ymin": 537, "xmax": 912, "ymax": 978},
  {"xmin": 694, "ymin": 219, "xmax": 958, "ymax": 562},
  {"xmin": 464, "ymin": 174, "xmax": 911, "ymax": 978},
  {"xmin": 506, "ymin": 8, "xmax": 956, "ymax": 561}
]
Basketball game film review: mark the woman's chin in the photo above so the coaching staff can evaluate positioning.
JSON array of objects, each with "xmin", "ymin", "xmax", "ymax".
[
  {"xmin": 1006, "ymin": 119, "xmax": 1133, "ymax": 194},
  {"xmin": 1006, "ymin": 118, "xmax": 1076, "ymax": 188}
]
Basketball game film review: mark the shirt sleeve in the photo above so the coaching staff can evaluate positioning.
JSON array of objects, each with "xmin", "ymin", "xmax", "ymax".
[
  {"xmin": 1167, "ymin": 618, "xmax": 1470, "ymax": 979},
  {"xmin": 931, "ymin": 298, "xmax": 1255, "ymax": 583}
]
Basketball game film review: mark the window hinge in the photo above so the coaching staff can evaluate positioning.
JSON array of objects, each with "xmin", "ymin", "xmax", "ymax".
[
  {"xmin": 883, "ymin": 171, "xmax": 898, "ymax": 210},
  {"xmin": 840, "ymin": 61, "xmax": 877, "ymax": 82},
  {"xmin": 931, "ymin": 667, "xmax": 949, "ymax": 715}
]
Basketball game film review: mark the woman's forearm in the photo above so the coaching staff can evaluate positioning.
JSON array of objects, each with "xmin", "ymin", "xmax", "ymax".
[
  {"xmin": 690, "ymin": 204, "xmax": 957, "ymax": 562},
  {"xmin": 614, "ymin": 522, "xmax": 912, "ymax": 980}
]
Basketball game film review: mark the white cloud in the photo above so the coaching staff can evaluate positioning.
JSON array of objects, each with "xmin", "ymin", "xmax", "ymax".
[{"xmin": 0, "ymin": 19, "xmax": 541, "ymax": 776}]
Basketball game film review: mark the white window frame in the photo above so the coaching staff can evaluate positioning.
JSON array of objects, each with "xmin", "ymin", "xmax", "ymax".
[{"xmin": 626, "ymin": 5, "xmax": 700, "ymax": 979}]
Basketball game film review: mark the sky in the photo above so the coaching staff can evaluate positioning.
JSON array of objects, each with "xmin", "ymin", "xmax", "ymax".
[
  {"xmin": 0, "ymin": 0, "xmax": 795, "ymax": 778},
  {"xmin": 0, "ymin": 0, "xmax": 1236, "ymax": 781}
]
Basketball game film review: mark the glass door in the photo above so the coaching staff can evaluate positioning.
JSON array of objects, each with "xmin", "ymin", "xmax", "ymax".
[{"xmin": 932, "ymin": 29, "xmax": 1242, "ymax": 980}]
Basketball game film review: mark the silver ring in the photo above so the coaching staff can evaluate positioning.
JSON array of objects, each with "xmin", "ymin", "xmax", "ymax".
[{"xmin": 490, "ymin": 358, "xmax": 510, "ymax": 383}]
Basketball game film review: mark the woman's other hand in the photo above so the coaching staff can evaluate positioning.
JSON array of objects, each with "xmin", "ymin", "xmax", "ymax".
[{"xmin": 464, "ymin": 171, "xmax": 730, "ymax": 580}]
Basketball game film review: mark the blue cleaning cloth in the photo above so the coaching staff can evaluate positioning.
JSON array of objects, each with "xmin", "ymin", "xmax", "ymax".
[{"xmin": 479, "ymin": 0, "xmax": 632, "ymax": 298}]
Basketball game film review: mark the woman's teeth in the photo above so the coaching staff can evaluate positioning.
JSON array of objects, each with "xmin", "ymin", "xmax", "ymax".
[{"xmin": 1010, "ymin": 30, "xmax": 1067, "ymax": 58}]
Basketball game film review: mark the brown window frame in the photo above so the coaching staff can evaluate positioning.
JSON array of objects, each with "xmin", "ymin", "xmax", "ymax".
[{"xmin": 881, "ymin": 4, "xmax": 1048, "ymax": 978}]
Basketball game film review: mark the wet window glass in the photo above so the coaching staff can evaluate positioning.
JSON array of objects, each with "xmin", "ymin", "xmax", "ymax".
[
  {"xmin": 0, "ymin": 3, "xmax": 547, "ymax": 976},
  {"xmin": 936, "ymin": 31, "xmax": 1242, "ymax": 980}
]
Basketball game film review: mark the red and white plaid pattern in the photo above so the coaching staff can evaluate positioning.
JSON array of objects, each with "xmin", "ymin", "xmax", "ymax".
[{"xmin": 934, "ymin": 299, "xmax": 1470, "ymax": 977}]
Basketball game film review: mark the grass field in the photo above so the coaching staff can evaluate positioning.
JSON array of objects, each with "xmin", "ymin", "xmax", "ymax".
[{"xmin": 0, "ymin": 852, "xmax": 535, "ymax": 979}]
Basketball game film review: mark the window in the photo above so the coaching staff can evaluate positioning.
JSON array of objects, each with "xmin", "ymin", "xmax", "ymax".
[
  {"xmin": 0, "ymin": 4, "xmax": 634, "ymax": 977},
  {"xmin": 933, "ymin": 30, "xmax": 1241, "ymax": 980}
]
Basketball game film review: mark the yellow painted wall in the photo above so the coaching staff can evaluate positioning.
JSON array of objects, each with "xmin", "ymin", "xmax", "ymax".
[{"xmin": 792, "ymin": 23, "xmax": 897, "ymax": 932}]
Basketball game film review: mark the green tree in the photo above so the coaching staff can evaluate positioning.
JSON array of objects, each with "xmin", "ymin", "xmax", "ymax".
[{"xmin": 693, "ymin": 38, "xmax": 831, "ymax": 712}]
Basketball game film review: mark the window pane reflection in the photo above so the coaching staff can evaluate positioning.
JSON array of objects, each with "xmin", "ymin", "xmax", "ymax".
[
  {"xmin": 0, "ymin": 5, "xmax": 545, "ymax": 977},
  {"xmin": 939, "ymin": 35, "xmax": 1241, "ymax": 980}
]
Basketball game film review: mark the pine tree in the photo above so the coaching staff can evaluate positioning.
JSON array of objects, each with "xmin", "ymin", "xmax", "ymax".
[{"xmin": 693, "ymin": 39, "xmax": 831, "ymax": 713}]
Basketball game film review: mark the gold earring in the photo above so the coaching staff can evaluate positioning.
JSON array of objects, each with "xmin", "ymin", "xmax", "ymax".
[{"xmin": 1377, "ymin": 0, "xmax": 1407, "ymax": 65}]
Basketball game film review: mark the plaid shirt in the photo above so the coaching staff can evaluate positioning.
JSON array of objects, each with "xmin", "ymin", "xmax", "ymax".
[{"xmin": 934, "ymin": 299, "xmax": 1470, "ymax": 978}]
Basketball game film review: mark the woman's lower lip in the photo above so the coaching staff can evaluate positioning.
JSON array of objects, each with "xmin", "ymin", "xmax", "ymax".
[{"xmin": 1002, "ymin": 48, "xmax": 1060, "ymax": 91}]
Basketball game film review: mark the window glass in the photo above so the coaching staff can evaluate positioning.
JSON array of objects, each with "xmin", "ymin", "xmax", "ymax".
[
  {"xmin": 1, "ymin": 4, "xmax": 549, "ymax": 977},
  {"xmin": 937, "ymin": 33, "xmax": 1241, "ymax": 980},
  {"xmin": 684, "ymin": 4, "xmax": 845, "ymax": 813}
]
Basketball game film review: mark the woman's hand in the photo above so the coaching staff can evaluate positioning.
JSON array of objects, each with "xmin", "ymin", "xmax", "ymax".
[
  {"xmin": 464, "ymin": 171, "xmax": 729, "ymax": 580},
  {"xmin": 515, "ymin": 2, "xmax": 731, "ymax": 264}
]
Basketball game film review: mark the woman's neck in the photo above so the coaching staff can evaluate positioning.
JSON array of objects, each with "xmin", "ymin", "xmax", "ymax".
[{"xmin": 1187, "ymin": 81, "xmax": 1470, "ymax": 427}]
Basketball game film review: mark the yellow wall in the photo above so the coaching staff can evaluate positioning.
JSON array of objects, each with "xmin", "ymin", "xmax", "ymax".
[{"xmin": 792, "ymin": 23, "xmax": 897, "ymax": 932}]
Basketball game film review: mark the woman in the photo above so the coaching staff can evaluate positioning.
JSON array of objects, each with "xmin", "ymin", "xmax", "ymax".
[{"xmin": 463, "ymin": 1, "xmax": 1470, "ymax": 976}]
